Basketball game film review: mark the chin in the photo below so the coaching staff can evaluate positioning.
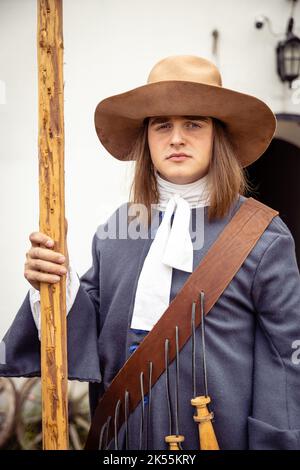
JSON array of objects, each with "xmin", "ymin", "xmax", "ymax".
[{"xmin": 163, "ymin": 170, "xmax": 193, "ymax": 185}]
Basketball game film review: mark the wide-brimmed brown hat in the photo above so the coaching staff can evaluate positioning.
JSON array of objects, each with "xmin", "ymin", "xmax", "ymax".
[{"xmin": 94, "ymin": 55, "xmax": 276, "ymax": 167}]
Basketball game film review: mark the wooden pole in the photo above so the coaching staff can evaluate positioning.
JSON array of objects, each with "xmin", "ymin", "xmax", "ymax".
[{"xmin": 37, "ymin": 0, "xmax": 69, "ymax": 450}]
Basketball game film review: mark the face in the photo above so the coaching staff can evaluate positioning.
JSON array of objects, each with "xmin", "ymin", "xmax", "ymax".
[{"xmin": 147, "ymin": 115, "xmax": 213, "ymax": 184}]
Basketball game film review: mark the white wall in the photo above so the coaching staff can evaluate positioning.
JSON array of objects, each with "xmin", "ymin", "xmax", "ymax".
[{"xmin": 0, "ymin": 0, "xmax": 300, "ymax": 338}]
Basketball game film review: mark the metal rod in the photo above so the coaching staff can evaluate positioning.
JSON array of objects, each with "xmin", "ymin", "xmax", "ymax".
[
  {"xmin": 200, "ymin": 291, "xmax": 209, "ymax": 397},
  {"xmin": 114, "ymin": 400, "xmax": 121, "ymax": 450},
  {"xmin": 146, "ymin": 361, "xmax": 153, "ymax": 450},
  {"xmin": 175, "ymin": 326, "xmax": 180, "ymax": 436},
  {"xmin": 98, "ymin": 421, "xmax": 107, "ymax": 450},
  {"xmin": 104, "ymin": 416, "xmax": 111, "ymax": 450},
  {"xmin": 164, "ymin": 334, "xmax": 185, "ymax": 450},
  {"xmin": 139, "ymin": 372, "xmax": 145, "ymax": 450},
  {"xmin": 165, "ymin": 339, "xmax": 173, "ymax": 436},
  {"xmin": 190, "ymin": 291, "xmax": 219, "ymax": 450},
  {"xmin": 191, "ymin": 301, "xmax": 197, "ymax": 398},
  {"xmin": 124, "ymin": 390, "xmax": 130, "ymax": 450}
]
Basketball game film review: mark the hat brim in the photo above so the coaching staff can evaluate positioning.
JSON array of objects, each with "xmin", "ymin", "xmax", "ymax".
[{"xmin": 94, "ymin": 80, "xmax": 276, "ymax": 168}]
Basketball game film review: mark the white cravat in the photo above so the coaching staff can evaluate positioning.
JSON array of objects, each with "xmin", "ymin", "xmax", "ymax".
[{"xmin": 130, "ymin": 171, "xmax": 210, "ymax": 331}]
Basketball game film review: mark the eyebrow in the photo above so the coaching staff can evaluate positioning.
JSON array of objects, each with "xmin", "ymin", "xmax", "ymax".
[{"xmin": 149, "ymin": 116, "xmax": 210, "ymax": 126}]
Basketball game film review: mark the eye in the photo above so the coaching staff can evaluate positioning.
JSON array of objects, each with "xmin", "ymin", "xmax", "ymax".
[
  {"xmin": 186, "ymin": 122, "xmax": 202, "ymax": 128},
  {"xmin": 156, "ymin": 123, "xmax": 171, "ymax": 130},
  {"xmin": 154, "ymin": 121, "xmax": 202, "ymax": 130}
]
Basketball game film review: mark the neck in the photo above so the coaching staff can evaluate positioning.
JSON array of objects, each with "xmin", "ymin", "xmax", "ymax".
[
  {"xmin": 157, "ymin": 172, "xmax": 207, "ymax": 185},
  {"xmin": 155, "ymin": 171, "xmax": 210, "ymax": 209}
]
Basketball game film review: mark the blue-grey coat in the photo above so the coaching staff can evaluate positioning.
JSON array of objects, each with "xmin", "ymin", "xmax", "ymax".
[{"xmin": 1, "ymin": 195, "xmax": 300, "ymax": 450}]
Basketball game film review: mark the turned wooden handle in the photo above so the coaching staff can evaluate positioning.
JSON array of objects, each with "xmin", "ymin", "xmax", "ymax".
[
  {"xmin": 165, "ymin": 434, "xmax": 185, "ymax": 450},
  {"xmin": 191, "ymin": 396, "xmax": 219, "ymax": 450}
]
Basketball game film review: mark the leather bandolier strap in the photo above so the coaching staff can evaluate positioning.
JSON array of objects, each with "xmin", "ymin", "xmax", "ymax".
[{"xmin": 85, "ymin": 197, "xmax": 279, "ymax": 449}]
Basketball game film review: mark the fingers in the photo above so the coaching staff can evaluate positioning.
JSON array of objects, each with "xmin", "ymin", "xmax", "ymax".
[
  {"xmin": 24, "ymin": 250, "xmax": 67, "ymax": 282},
  {"xmin": 28, "ymin": 246, "xmax": 66, "ymax": 264},
  {"xmin": 25, "ymin": 229, "xmax": 69, "ymax": 290},
  {"xmin": 27, "ymin": 258, "xmax": 67, "ymax": 275},
  {"xmin": 24, "ymin": 269, "xmax": 62, "ymax": 285},
  {"xmin": 29, "ymin": 231, "xmax": 54, "ymax": 249},
  {"xmin": 25, "ymin": 247, "xmax": 66, "ymax": 281}
]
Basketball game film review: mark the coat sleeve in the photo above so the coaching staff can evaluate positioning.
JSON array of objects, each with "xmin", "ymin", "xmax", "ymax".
[
  {"xmin": 249, "ymin": 219, "xmax": 300, "ymax": 449},
  {"xmin": 0, "ymin": 232, "xmax": 102, "ymax": 383}
]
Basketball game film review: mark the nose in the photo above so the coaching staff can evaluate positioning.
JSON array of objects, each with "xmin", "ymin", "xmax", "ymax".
[{"xmin": 170, "ymin": 125, "xmax": 186, "ymax": 147}]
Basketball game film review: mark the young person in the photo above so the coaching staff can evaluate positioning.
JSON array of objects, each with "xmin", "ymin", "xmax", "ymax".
[{"xmin": 1, "ymin": 56, "xmax": 300, "ymax": 450}]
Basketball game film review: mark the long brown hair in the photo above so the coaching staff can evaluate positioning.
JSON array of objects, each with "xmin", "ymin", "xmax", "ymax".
[{"xmin": 127, "ymin": 117, "xmax": 252, "ymax": 227}]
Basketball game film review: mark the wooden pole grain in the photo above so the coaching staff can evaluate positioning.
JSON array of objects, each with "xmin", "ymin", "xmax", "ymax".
[{"xmin": 37, "ymin": 0, "xmax": 69, "ymax": 450}]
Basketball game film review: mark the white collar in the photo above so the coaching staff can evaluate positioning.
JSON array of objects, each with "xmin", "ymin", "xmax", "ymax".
[{"xmin": 155, "ymin": 171, "xmax": 210, "ymax": 210}]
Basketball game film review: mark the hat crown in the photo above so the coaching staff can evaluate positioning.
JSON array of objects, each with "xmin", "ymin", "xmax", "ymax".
[{"xmin": 147, "ymin": 55, "xmax": 222, "ymax": 87}]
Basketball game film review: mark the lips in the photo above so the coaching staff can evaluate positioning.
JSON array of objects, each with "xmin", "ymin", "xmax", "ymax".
[{"xmin": 167, "ymin": 153, "xmax": 191, "ymax": 161}]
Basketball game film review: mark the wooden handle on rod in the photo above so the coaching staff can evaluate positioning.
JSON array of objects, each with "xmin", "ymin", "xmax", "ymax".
[
  {"xmin": 191, "ymin": 396, "xmax": 219, "ymax": 450},
  {"xmin": 165, "ymin": 434, "xmax": 185, "ymax": 450}
]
